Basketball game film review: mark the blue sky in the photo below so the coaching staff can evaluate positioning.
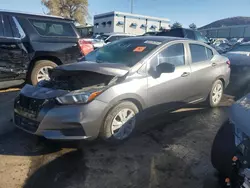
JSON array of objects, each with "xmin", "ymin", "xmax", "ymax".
[{"xmin": 1, "ymin": 0, "xmax": 250, "ymax": 27}]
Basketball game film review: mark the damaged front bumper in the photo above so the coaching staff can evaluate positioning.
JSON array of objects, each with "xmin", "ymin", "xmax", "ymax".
[{"xmin": 14, "ymin": 85, "xmax": 108, "ymax": 140}]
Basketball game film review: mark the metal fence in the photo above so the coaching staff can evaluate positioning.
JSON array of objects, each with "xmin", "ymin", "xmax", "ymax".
[{"xmin": 199, "ymin": 25, "xmax": 250, "ymax": 39}]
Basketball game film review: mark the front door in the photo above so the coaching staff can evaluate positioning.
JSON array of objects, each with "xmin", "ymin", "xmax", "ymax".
[{"xmin": 146, "ymin": 42, "xmax": 192, "ymax": 114}]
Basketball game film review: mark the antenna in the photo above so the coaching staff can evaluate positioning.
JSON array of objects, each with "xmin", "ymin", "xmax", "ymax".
[{"xmin": 131, "ymin": 0, "xmax": 134, "ymax": 13}]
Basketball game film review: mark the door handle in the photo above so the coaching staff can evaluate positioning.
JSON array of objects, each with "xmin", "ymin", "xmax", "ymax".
[
  {"xmin": 212, "ymin": 63, "xmax": 217, "ymax": 67},
  {"xmin": 181, "ymin": 72, "xmax": 190, "ymax": 77}
]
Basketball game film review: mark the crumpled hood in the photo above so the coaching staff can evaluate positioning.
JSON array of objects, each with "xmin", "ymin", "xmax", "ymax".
[
  {"xmin": 230, "ymin": 94, "xmax": 250, "ymax": 136},
  {"xmin": 54, "ymin": 61, "xmax": 130, "ymax": 77},
  {"xmin": 224, "ymin": 52, "xmax": 250, "ymax": 66},
  {"xmin": 20, "ymin": 84, "xmax": 68, "ymax": 99}
]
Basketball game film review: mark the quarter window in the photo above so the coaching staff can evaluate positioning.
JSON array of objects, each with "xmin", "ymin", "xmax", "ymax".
[
  {"xmin": 151, "ymin": 43, "xmax": 185, "ymax": 68},
  {"xmin": 190, "ymin": 44, "xmax": 213, "ymax": 63},
  {"xmin": 30, "ymin": 19, "xmax": 76, "ymax": 37},
  {"xmin": 3, "ymin": 15, "xmax": 13, "ymax": 37}
]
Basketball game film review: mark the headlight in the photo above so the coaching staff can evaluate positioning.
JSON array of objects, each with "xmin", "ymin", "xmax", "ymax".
[{"xmin": 56, "ymin": 90, "xmax": 102, "ymax": 104}]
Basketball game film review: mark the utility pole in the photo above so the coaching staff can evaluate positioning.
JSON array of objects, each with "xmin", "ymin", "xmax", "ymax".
[{"xmin": 131, "ymin": 0, "xmax": 134, "ymax": 14}]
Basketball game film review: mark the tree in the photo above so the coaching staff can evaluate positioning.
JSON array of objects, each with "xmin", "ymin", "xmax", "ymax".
[
  {"xmin": 171, "ymin": 22, "xmax": 182, "ymax": 29},
  {"xmin": 189, "ymin": 23, "xmax": 197, "ymax": 30},
  {"xmin": 41, "ymin": 0, "xmax": 88, "ymax": 25}
]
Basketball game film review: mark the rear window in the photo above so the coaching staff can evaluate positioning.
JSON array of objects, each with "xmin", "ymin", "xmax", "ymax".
[
  {"xmin": 29, "ymin": 19, "xmax": 76, "ymax": 37},
  {"xmin": 230, "ymin": 44, "xmax": 250, "ymax": 52},
  {"xmin": 157, "ymin": 29, "xmax": 184, "ymax": 37}
]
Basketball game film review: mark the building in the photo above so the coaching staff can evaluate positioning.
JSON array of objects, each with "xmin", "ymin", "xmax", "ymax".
[{"xmin": 93, "ymin": 11, "xmax": 170, "ymax": 35}]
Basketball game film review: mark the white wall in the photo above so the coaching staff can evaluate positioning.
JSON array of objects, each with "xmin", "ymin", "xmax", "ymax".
[
  {"xmin": 114, "ymin": 16, "xmax": 125, "ymax": 33},
  {"xmin": 94, "ymin": 17, "xmax": 114, "ymax": 34}
]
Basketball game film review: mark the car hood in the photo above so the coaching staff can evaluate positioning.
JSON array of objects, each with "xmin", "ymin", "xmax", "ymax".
[
  {"xmin": 224, "ymin": 52, "xmax": 250, "ymax": 66},
  {"xmin": 53, "ymin": 61, "xmax": 130, "ymax": 77},
  {"xmin": 230, "ymin": 94, "xmax": 250, "ymax": 136}
]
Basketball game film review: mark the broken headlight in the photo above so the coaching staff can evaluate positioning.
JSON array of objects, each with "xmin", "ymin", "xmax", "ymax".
[{"xmin": 56, "ymin": 90, "xmax": 102, "ymax": 105}]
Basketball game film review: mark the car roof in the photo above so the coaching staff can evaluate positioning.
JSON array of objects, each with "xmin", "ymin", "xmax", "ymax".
[
  {"xmin": 124, "ymin": 36, "xmax": 188, "ymax": 43},
  {"xmin": 103, "ymin": 32, "xmax": 134, "ymax": 36},
  {"xmin": 0, "ymin": 9, "xmax": 73, "ymax": 21}
]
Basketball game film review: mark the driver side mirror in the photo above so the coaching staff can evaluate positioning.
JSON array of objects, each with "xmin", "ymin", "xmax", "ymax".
[{"xmin": 156, "ymin": 62, "xmax": 175, "ymax": 75}]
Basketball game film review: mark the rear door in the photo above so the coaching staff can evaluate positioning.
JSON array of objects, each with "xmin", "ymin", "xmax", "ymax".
[
  {"xmin": 188, "ymin": 42, "xmax": 218, "ymax": 100},
  {"xmin": 0, "ymin": 14, "xmax": 29, "ymax": 80},
  {"xmin": 28, "ymin": 18, "xmax": 81, "ymax": 64}
]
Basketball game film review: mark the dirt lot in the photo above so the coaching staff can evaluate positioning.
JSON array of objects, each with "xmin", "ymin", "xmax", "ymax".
[{"xmin": 0, "ymin": 89, "xmax": 236, "ymax": 188}]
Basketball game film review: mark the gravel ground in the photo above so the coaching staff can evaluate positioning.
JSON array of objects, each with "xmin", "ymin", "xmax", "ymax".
[{"xmin": 0, "ymin": 89, "xmax": 236, "ymax": 188}]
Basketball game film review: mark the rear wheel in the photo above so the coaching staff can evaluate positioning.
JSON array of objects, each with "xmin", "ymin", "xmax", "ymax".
[
  {"xmin": 30, "ymin": 60, "xmax": 57, "ymax": 85},
  {"xmin": 211, "ymin": 120, "xmax": 236, "ymax": 177},
  {"xmin": 100, "ymin": 101, "xmax": 139, "ymax": 143},
  {"xmin": 209, "ymin": 80, "xmax": 224, "ymax": 107}
]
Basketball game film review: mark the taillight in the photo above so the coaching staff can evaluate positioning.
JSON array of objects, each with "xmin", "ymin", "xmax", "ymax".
[{"xmin": 78, "ymin": 39, "xmax": 94, "ymax": 56}]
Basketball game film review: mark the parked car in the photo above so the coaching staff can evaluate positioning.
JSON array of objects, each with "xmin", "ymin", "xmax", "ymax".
[
  {"xmin": 14, "ymin": 36, "xmax": 230, "ymax": 142},
  {"xmin": 211, "ymin": 93, "xmax": 250, "ymax": 187},
  {"xmin": 143, "ymin": 31, "xmax": 160, "ymax": 36},
  {"xmin": 223, "ymin": 42, "xmax": 250, "ymax": 91},
  {"xmin": 157, "ymin": 28, "xmax": 210, "ymax": 43},
  {"xmin": 213, "ymin": 38, "xmax": 231, "ymax": 46},
  {"xmin": 0, "ymin": 10, "xmax": 84, "ymax": 87}
]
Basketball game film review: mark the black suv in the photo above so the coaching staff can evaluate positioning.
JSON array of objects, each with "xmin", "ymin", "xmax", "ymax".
[
  {"xmin": 157, "ymin": 28, "xmax": 209, "ymax": 43},
  {"xmin": 0, "ymin": 10, "xmax": 83, "ymax": 87}
]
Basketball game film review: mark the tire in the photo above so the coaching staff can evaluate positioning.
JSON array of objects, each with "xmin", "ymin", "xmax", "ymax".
[
  {"xmin": 30, "ymin": 60, "xmax": 58, "ymax": 85},
  {"xmin": 211, "ymin": 120, "xmax": 236, "ymax": 177},
  {"xmin": 209, "ymin": 80, "xmax": 224, "ymax": 107},
  {"xmin": 100, "ymin": 101, "xmax": 139, "ymax": 143}
]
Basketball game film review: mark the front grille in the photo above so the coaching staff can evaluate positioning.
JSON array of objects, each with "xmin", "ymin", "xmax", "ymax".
[
  {"xmin": 14, "ymin": 113, "xmax": 39, "ymax": 133},
  {"xmin": 19, "ymin": 94, "xmax": 46, "ymax": 117}
]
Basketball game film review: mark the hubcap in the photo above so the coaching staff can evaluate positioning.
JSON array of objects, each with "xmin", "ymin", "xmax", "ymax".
[
  {"xmin": 111, "ymin": 108, "xmax": 136, "ymax": 140},
  {"xmin": 212, "ymin": 83, "xmax": 223, "ymax": 105},
  {"xmin": 37, "ymin": 66, "xmax": 53, "ymax": 82}
]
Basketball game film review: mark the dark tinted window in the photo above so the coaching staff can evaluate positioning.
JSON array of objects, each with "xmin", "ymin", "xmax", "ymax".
[
  {"xmin": 157, "ymin": 29, "xmax": 184, "ymax": 37},
  {"xmin": 151, "ymin": 43, "xmax": 185, "ymax": 68},
  {"xmin": 107, "ymin": 36, "xmax": 117, "ymax": 42},
  {"xmin": 30, "ymin": 19, "xmax": 76, "ymax": 37},
  {"xmin": 3, "ymin": 15, "xmax": 13, "ymax": 37},
  {"xmin": 190, "ymin": 44, "xmax": 207, "ymax": 63},
  {"xmin": 195, "ymin": 31, "xmax": 209, "ymax": 43},
  {"xmin": 0, "ymin": 15, "xmax": 4, "ymax": 37},
  {"xmin": 85, "ymin": 38, "xmax": 161, "ymax": 67},
  {"xmin": 230, "ymin": 44, "xmax": 250, "ymax": 52},
  {"xmin": 184, "ymin": 30, "xmax": 195, "ymax": 40}
]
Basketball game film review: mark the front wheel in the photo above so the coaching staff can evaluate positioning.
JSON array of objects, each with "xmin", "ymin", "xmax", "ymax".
[
  {"xmin": 209, "ymin": 80, "xmax": 224, "ymax": 107},
  {"xmin": 30, "ymin": 60, "xmax": 58, "ymax": 85},
  {"xmin": 100, "ymin": 101, "xmax": 139, "ymax": 143}
]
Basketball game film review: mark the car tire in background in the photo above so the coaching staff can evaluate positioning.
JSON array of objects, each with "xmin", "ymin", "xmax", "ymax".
[
  {"xmin": 211, "ymin": 120, "xmax": 236, "ymax": 177},
  {"xmin": 30, "ymin": 60, "xmax": 58, "ymax": 85},
  {"xmin": 100, "ymin": 101, "xmax": 139, "ymax": 143},
  {"xmin": 209, "ymin": 80, "xmax": 224, "ymax": 107}
]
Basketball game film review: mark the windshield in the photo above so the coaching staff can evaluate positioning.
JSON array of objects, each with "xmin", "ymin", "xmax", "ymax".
[
  {"xmin": 95, "ymin": 34, "xmax": 110, "ymax": 41},
  {"xmin": 230, "ymin": 44, "xmax": 250, "ymax": 52},
  {"xmin": 84, "ymin": 38, "xmax": 161, "ymax": 67}
]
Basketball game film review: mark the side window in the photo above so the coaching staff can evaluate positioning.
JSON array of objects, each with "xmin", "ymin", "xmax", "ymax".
[
  {"xmin": 190, "ymin": 44, "xmax": 211, "ymax": 63},
  {"xmin": 106, "ymin": 36, "xmax": 116, "ymax": 42},
  {"xmin": 151, "ymin": 43, "xmax": 185, "ymax": 68},
  {"xmin": 0, "ymin": 15, "xmax": 4, "ymax": 37},
  {"xmin": 206, "ymin": 47, "xmax": 213, "ymax": 60},
  {"xmin": 184, "ymin": 30, "xmax": 195, "ymax": 40},
  {"xmin": 195, "ymin": 31, "xmax": 208, "ymax": 43},
  {"xmin": 29, "ymin": 19, "xmax": 76, "ymax": 37},
  {"xmin": 3, "ymin": 15, "xmax": 13, "ymax": 37}
]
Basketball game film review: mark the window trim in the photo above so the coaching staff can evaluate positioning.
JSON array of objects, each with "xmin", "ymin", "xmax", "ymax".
[
  {"xmin": 28, "ymin": 18, "xmax": 77, "ymax": 38},
  {"xmin": 0, "ymin": 14, "xmax": 3, "ymax": 37},
  {"xmin": 189, "ymin": 42, "xmax": 214, "ymax": 64},
  {"xmin": 12, "ymin": 16, "xmax": 26, "ymax": 39}
]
